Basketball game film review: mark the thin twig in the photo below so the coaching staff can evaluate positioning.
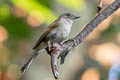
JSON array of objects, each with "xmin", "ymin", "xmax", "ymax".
[{"xmin": 98, "ymin": 0, "xmax": 103, "ymax": 12}]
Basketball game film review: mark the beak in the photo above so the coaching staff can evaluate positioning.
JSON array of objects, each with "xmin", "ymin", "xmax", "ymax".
[{"xmin": 74, "ymin": 16, "xmax": 80, "ymax": 19}]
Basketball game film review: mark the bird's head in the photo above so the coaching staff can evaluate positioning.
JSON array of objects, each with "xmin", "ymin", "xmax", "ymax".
[{"xmin": 59, "ymin": 13, "xmax": 80, "ymax": 21}]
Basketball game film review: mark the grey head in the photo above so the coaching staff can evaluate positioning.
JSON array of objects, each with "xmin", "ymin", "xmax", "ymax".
[{"xmin": 59, "ymin": 13, "xmax": 80, "ymax": 20}]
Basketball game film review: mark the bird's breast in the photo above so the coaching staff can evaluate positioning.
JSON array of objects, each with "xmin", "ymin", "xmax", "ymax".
[
  {"xmin": 56, "ymin": 19, "xmax": 73, "ymax": 42},
  {"xmin": 47, "ymin": 19, "xmax": 73, "ymax": 43},
  {"xmin": 57, "ymin": 24, "xmax": 70, "ymax": 38}
]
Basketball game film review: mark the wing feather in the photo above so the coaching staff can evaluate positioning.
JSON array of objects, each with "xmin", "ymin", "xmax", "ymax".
[{"xmin": 33, "ymin": 20, "xmax": 59, "ymax": 49}]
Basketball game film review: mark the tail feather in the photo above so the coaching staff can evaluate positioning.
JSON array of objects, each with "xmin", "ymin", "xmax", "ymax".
[{"xmin": 21, "ymin": 50, "xmax": 39, "ymax": 74}]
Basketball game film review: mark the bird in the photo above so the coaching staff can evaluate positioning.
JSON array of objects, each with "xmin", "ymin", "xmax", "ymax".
[{"xmin": 21, "ymin": 13, "xmax": 80, "ymax": 74}]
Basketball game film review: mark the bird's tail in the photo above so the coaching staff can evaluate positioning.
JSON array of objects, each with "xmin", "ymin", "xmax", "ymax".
[{"xmin": 21, "ymin": 50, "xmax": 40, "ymax": 74}]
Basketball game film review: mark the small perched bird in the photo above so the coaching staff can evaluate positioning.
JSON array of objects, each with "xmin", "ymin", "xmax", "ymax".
[{"xmin": 21, "ymin": 13, "xmax": 80, "ymax": 74}]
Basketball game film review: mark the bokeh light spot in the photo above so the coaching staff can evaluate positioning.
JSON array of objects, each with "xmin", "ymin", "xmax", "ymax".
[
  {"xmin": 0, "ymin": 5, "xmax": 10, "ymax": 20},
  {"xmin": 27, "ymin": 14, "xmax": 41, "ymax": 27},
  {"xmin": 81, "ymin": 68, "xmax": 100, "ymax": 80},
  {"xmin": 89, "ymin": 43, "xmax": 120, "ymax": 67},
  {"xmin": 5, "ymin": 64, "xmax": 21, "ymax": 80},
  {"xmin": 117, "ymin": 32, "xmax": 120, "ymax": 44},
  {"xmin": 0, "ymin": 25, "xmax": 8, "ymax": 42},
  {"xmin": 12, "ymin": 5, "xmax": 27, "ymax": 18}
]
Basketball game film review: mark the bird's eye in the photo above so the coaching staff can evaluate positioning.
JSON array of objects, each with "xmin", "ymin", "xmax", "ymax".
[{"xmin": 66, "ymin": 13, "xmax": 71, "ymax": 16}]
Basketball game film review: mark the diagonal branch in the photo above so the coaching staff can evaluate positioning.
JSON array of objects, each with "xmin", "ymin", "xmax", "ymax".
[
  {"xmin": 61, "ymin": 0, "xmax": 120, "ymax": 52},
  {"xmin": 47, "ymin": 0, "xmax": 120, "ymax": 79}
]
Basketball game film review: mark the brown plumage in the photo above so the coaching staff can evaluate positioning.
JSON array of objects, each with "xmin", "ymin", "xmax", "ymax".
[{"xmin": 33, "ymin": 20, "xmax": 59, "ymax": 49}]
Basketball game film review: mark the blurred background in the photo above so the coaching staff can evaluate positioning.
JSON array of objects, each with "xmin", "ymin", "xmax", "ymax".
[{"xmin": 0, "ymin": 0, "xmax": 120, "ymax": 80}]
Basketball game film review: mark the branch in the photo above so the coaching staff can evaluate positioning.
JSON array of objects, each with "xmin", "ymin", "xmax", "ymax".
[
  {"xmin": 61, "ymin": 0, "xmax": 120, "ymax": 52},
  {"xmin": 46, "ymin": 0, "xmax": 120, "ymax": 79}
]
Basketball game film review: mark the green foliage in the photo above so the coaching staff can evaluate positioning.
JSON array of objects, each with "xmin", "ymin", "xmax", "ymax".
[
  {"xmin": 11, "ymin": 0, "xmax": 56, "ymax": 23},
  {"xmin": 0, "ymin": 16, "xmax": 31, "ymax": 40},
  {"xmin": 56, "ymin": 0, "xmax": 85, "ymax": 10},
  {"xmin": 0, "ymin": 4, "xmax": 10, "ymax": 20},
  {"xmin": 0, "ymin": 15, "xmax": 31, "ymax": 48}
]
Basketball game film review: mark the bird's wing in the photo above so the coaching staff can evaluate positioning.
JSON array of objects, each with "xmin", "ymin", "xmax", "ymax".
[{"xmin": 33, "ymin": 20, "xmax": 59, "ymax": 49}]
